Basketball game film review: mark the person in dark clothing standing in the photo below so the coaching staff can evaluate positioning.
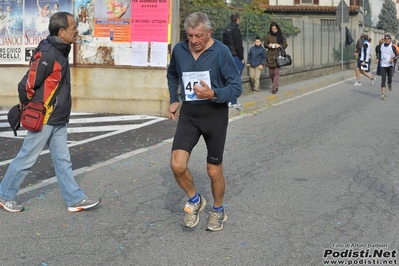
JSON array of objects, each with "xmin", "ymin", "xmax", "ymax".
[
  {"xmin": 223, "ymin": 13, "xmax": 244, "ymax": 108},
  {"xmin": 0, "ymin": 12, "xmax": 101, "ymax": 213}
]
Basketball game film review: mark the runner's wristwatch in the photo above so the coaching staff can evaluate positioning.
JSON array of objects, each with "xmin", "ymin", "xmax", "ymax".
[{"xmin": 211, "ymin": 91, "xmax": 218, "ymax": 102}]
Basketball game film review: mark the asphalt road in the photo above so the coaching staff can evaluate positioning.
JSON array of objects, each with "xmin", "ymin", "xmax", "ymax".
[
  {"xmin": 0, "ymin": 114, "xmax": 176, "ymax": 190},
  {"xmin": 0, "ymin": 73, "xmax": 398, "ymax": 266}
]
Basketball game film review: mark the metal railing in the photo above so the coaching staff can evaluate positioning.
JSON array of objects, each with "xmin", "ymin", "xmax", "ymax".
[{"xmin": 180, "ymin": 10, "xmax": 358, "ymax": 76}]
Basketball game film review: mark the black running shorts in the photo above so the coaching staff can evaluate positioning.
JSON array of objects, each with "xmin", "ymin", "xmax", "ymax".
[{"xmin": 172, "ymin": 102, "xmax": 229, "ymax": 165}]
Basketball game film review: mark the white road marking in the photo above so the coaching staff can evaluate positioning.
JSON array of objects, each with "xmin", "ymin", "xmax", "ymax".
[
  {"xmin": 0, "ymin": 115, "xmax": 167, "ymax": 166},
  {"xmin": 0, "ymin": 114, "xmax": 163, "ymax": 130}
]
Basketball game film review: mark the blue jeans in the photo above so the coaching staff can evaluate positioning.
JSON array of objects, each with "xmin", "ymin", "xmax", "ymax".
[
  {"xmin": 0, "ymin": 124, "xmax": 86, "ymax": 206},
  {"xmin": 230, "ymin": 56, "xmax": 244, "ymax": 104}
]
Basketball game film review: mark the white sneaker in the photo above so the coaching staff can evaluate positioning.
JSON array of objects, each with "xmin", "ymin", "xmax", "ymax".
[
  {"xmin": 0, "ymin": 199, "xmax": 24, "ymax": 212},
  {"xmin": 232, "ymin": 102, "xmax": 242, "ymax": 108},
  {"xmin": 228, "ymin": 102, "xmax": 242, "ymax": 108},
  {"xmin": 354, "ymin": 82, "xmax": 362, "ymax": 86},
  {"xmin": 68, "ymin": 198, "xmax": 101, "ymax": 212},
  {"xmin": 370, "ymin": 77, "xmax": 376, "ymax": 85}
]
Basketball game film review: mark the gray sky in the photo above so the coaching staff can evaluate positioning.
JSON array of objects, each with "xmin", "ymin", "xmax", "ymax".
[{"xmin": 371, "ymin": 0, "xmax": 383, "ymax": 27}]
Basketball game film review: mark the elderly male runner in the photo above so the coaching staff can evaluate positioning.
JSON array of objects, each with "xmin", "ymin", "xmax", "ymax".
[{"xmin": 167, "ymin": 12, "xmax": 242, "ymax": 231}]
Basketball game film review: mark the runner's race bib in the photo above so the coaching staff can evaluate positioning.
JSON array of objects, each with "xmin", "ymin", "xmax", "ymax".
[
  {"xmin": 381, "ymin": 56, "xmax": 392, "ymax": 67},
  {"xmin": 182, "ymin": 71, "xmax": 211, "ymax": 101}
]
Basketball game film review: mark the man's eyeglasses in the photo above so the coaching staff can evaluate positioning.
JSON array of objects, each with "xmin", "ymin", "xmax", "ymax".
[{"xmin": 385, "ymin": 37, "xmax": 390, "ymax": 40}]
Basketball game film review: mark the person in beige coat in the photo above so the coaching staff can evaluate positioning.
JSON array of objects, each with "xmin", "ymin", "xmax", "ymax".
[{"xmin": 264, "ymin": 22, "xmax": 287, "ymax": 94}]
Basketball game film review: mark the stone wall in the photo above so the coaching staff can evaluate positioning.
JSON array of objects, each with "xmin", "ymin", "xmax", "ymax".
[{"xmin": 0, "ymin": 61, "xmax": 356, "ymax": 116}]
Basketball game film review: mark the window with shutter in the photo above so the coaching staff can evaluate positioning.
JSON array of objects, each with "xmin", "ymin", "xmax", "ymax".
[{"xmin": 294, "ymin": 0, "xmax": 300, "ymax": 4}]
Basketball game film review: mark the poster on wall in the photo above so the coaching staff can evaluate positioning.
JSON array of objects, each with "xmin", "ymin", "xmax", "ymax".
[
  {"xmin": 150, "ymin": 41, "xmax": 167, "ymax": 67},
  {"xmin": 130, "ymin": 0, "xmax": 169, "ymax": 67},
  {"xmin": 130, "ymin": 0, "xmax": 169, "ymax": 42},
  {"xmin": 131, "ymin": 41, "xmax": 147, "ymax": 66},
  {"xmin": 24, "ymin": 0, "xmax": 72, "ymax": 40},
  {"xmin": 0, "ymin": 0, "xmax": 170, "ymax": 66},
  {"xmin": 75, "ymin": 0, "xmax": 94, "ymax": 36},
  {"xmin": 0, "ymin": 0, "xmax": 24, "ymax": 63},
  {"xmin": 23, "ymin": 0, "xmax": 72, "ymax": 63},
  {"xmin": 76, "ymin": 40, "xmax": 114, "ymax": 64},
  {"xmin": 93, "ymin": 0, "xmax": 130, "ymax": 42},
  {"xmin": 0, "ymin": 0, "xmax": 74, "ymax": 65}
]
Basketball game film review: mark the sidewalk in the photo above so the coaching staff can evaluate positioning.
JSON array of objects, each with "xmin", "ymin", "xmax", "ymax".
[{"xmin": 229, "ymin": 68, "xmax": 356, "ymax": 117}]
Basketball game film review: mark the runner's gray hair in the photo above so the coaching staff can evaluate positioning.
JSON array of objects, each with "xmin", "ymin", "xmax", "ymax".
[{"xmin": 184, "ymin": 12, "xmax": 212, "ymax": 32}]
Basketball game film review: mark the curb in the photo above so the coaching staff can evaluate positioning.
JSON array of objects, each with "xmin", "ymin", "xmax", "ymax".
[{"xmin": 229, "ymin": 72, "xmax": 355, "ymax": 117}]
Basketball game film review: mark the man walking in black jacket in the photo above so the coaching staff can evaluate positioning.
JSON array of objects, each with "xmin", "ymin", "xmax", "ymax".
[
  {"xmin": 223, "ymin": 13, "xmax": 244, "ymax": 108},
  {"xmin": 0, "ymin": 12, "xmax": 101, "ymax": 213}
]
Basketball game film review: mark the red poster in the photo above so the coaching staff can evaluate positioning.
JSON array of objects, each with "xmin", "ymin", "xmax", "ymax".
[{"xmin": 130, "ymin": 0, "xmax": 169, "ymax": 42}]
